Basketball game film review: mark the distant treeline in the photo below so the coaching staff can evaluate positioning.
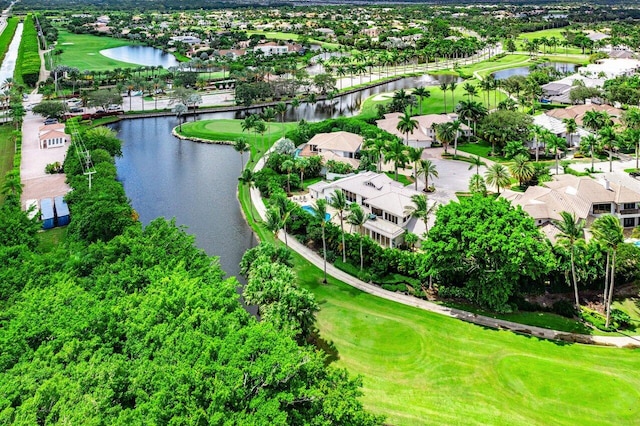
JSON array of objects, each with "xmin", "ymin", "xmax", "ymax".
[{"xmin": 13, "ymin": 0, "xmax": 289, "ymax": 11}]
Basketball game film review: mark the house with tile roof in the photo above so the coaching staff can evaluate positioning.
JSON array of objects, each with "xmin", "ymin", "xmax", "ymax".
[
  {"xmin": 38, "ymin": 123, "xmax": 70, "ymax": 149},
  {"xmin": 308, "ymin": 171, "xmax": 434, "ymax": 247},
  {"xmin": 376, "ymin": 112, "xmax": 471, "ymax": 147},
  {"xmin": 298, "ymin": 131, "xmax": 363, "ymax": 169},
  {"xmin": 502, "ymin": 175, "xmax": 640, "ymax": 241}
]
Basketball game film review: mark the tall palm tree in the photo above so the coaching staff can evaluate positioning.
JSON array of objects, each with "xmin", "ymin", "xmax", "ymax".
[
  {"xmin": 275, "ymin": 102, "xmax": 288, "ymax": 137},
  {"xmin": 545, "ymin": 133, "xmax": 566, "ymax": 175},
  {"xmin": 281, "ymin": 159, "xmax": 294, "ymax": 194},
  {"xmin": 448, "ymin": 82, "xmax": 457, "ymax": 113},
  {"xmin": 413, "ymin": 86, "xmax": 430, "ymax": 115},
  {"xmin": 265, "ymin": 208, "xmax": 283, "ymax": 241},
  {"xmin": 562, "ymin": 118, "xmax": 578, "ymax": 148},
  {"xmin": 407, "ymin": 147, "xmax": 424, "ymax": 190},
  {"xmin": 261, "ymin": 107, "xmax": 277, "ymax": 141},
  {"xmin": 598, "ymin": 126, "xmax": 618, "ymax": 173},
  {"xmin": 485, "ymin": 163, "xmax": 511, "ymax": 194},
  {"xmin": 580, "ymin": 134, "xmax": 598, "ymax": 172},
  {"xmin": 455, "ymin": 100, "xmax": 487, "ymax": 138},
  {"xmin": 234, "ymin": 137, "xmax": 249, "ymax": 173},
  {"xmin": 591, "ymin": 214, "xmax": 624, "ymax": 328},
  {"xmin": 364, "ymin": 137, "xmax": 386, "ymax": 173},
  {"xmin": 238, "ymin": 169, "xmax": 255, "ymax": 221},
  {"xmin": 553, "ymin": 211, "xmax": 586, "ymax": 310},
  {"xmin": 312, "ymin": 199, "xmax": 329, "ymax": 283},
  {"xmin": 383, "ymin": 139, "xmax": 409, "ymax": 181},
  {"xmin": 329, "ymin": 189, "xmax": 348, "ymax": 262},
  {"xmin": 508, "ymin": 154, "xmax": 535, "ymax": 187},
  {"xmin": 272, "ymin": 193, "xmax": 294, "ymax": 247},
  {"xmin": 396, "ymin": 109, "xmax": 418, "ymax": 145},
  {"xmin": 450, "ymin": 120, "xmax": 462, "ymax": 157},
  {"xmin": 439, "ymin": 82, "xmax": 448, "ymax": 114},
  {"xmin": 403, "ymin": 193, "xmax": 436, "ymax": 238},
  {"xmin": 347, "ymin": 202, "xmax": 369, "ymax": 271}
]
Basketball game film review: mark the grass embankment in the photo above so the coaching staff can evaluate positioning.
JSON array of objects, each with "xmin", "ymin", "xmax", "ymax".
[
  {"xmin": 0, "ymin": 17, "xmax": 18, "ymax": 64},
  {"xmin": 0, "ymin": 124, "xmax": 16, "ymax": 203},
  {"xmin": 51, "ymin": 29, "xmax": 142, "ymax": 71}
]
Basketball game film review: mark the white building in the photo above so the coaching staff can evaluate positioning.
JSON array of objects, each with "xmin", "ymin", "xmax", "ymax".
[{"xmin": 38, "ymin": 123, "xmax": 70, "ymax": 149}]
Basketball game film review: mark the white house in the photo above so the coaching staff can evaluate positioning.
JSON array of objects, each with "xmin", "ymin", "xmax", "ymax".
[
  {"xmin": 299, "ymin": 131, "xmax": 363, "ymax": 169},
  {"xmin": 308, "ymin": 171, "xmax": 433, "ymax": 247}
]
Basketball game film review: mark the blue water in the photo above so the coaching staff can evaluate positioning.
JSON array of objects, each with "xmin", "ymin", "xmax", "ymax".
[
  {"xmin": 294, "ymin": 148, "xmax": 302, "ymax": 158},
  {"xmin": 634, "ymin": 241, "xmax": 640, "ymax": 248},
  {"xmin": 302, "ymin": 204, "xmax": 330, "ymax": 221}
]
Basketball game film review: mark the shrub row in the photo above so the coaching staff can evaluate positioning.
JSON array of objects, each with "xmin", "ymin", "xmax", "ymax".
[{"xmin": 17, "ymin": 14, "xmax": 41, "ymax": 87}]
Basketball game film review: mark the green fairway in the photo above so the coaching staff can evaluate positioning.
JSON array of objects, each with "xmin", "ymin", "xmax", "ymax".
[
  {"xmin": 52, "ymin": 29, "xmax": 144, "ymax": 71},
  {"xmin": 176, "ymin": 119, "xmax": 297, "ymax": 168},
  {"xmin": 516, "ymin": 28, "xmax": 584, "ymax": 55},
  {"xmin": 294, "ymin": 255, "xmax": 640, "ymax": 425}
]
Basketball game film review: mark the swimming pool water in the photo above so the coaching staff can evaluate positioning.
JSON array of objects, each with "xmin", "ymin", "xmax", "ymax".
[{"xmin": 301, "ymin": 204, "xmax": 330, "ymax": 221}]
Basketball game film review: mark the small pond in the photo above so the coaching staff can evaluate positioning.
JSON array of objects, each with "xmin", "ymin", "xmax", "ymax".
[
  {"xmin": 492, "ymin": 62, "xmax": 579, "ymax": 80},
  {"xmin": 100, "ymin": 45, "xmax": 181, "ymax": 68}
]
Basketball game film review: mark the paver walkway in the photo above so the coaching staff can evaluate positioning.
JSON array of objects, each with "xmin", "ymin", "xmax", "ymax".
[{"xmin": 248, "ymin": 144, "xmax": 640, "ymax": 349}]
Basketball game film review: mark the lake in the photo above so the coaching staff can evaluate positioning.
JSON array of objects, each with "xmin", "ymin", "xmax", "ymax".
[
  {"xmin": 492, "ymin": 62, "xmax": 579, "ymax": 80},
  {"xmin": 100, "ymin": 45, "xmax": 181, "ymax": 68}
]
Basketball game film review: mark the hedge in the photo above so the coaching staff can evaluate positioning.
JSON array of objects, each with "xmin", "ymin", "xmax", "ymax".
[{"xmin": 16, "ymin": 14, "xmax": 41, "ymax": 87}]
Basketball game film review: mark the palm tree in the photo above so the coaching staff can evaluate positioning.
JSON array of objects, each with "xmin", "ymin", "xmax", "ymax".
[
  {"xmin": 275, "ymin": 102, "xmax": 288, "ymax": 137},
  {"xmin": 467, "ymin": 155, "xmax": 484, "ymax": 174},
  {"xmin": 347, "ymin": 202, "xmax": 369, "ymax": 271},
  {"xmin": 383, "ymin": 139, "xmax": 409, "ymax": 181},
  {"xmin": 329, "ymin": 189, "xmax": 348, "ymax": 262},
  {"xmin": 396, "ymin": 109, "xmax": 418, "ymax": 145},
  {"xmin": 509, "ymin": 154, "xmax": 535, "ymax": 187},
  {"xmin": 172, "ymin": 103, "xmax": 187, "ymax": 132},
  {"xmin": 403, "ymin": 193, "xmax": 436, "ymax": 238},
  {"xmin": 407, "ymin": 147, "xmax": 424, "ymax": 190},
  {"xmin": 468, "ymin": 174, "xmax": 487, "ymax": 196},
  {"xmin": 435, "ymin": 122, "xmax": 456, "ymax": 154},
  {"xmin": 234, "ymin": 137, "xmax": 249, "ymax": 173},
  {"xmin": 455, "ymin": 100, "xmax": 487, "ymax": 138},
  {"xmin": 416, "ymin": 159, "xmax": 438, "ymax": 192},
  {"xmin": 241, "ymin": 114, "xmax": 257, "ymax": 141},
  {"xmin": 238, "ymin": 169, "xmax": 255, "ymax": 221},
  {"xmin": 272, "ymin": 193, "xmax": 294, "ymax": 247},
  {"xmin": 261, "ymin": 107, "xmax": 277, "ymax": 141},
  {"xmin": 448, "ymin": 82, "xmax": 457, "ymax": 113},
  {"xmin": 485, "ymin": 163, "xmax": 511, "ymax": 194},
  {"xmin": 562, "ymin": 118, "xmax": 578, "ymax": 148},
  {"xmin": 592, "ymin": 214, "xmax": 624, "ymax": 328},
  {"xmin": 265, "ymin": 208, "xmax": 284, "ymax": 241},
  {"xmin": 312, "ymin": 199, "xmax": 329, "ymax": 283},
  {"xmin": 580, "ymin": 134, "xmax": 598, "ymax": 172},
  {"xmin": 545, "ymin": 133, "xmax": 566, "ymax": 175},
  {"xmin": 553, "ymin": 211, "xmax": 586, "ymax": 310},
  {"xmin": 598, "ymin": 126, "xmax": 618, "ymax": 173},
  {"xmin": 450, "ymin": 120, "xmax": 462, "ymax": 157},
  {"xmin": 413, "ymin": 86, "xmax": 430, "ymax": 115},
  {"xmin": 295, "ymin": 156, "xmax": 309, "ymax": 186},
  {"xmin": 281, "ymin": 159, "xmax": 294, "ymax": 194},
  {"xmin": 291, "ymin": 98, "xmax": 300, "ymax": 121},
  {"xmin": 439, "ymin": 82, "xmax": 448, "ymax": 114}
]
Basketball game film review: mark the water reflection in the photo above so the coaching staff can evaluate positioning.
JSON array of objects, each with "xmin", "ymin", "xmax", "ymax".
[
  {"xmin": 492, "ymin": 62, "xmax": 579, "ymax": 80},
  {"xmin": 100, "ymin": 45, "xmax": 181, "ymax": 68}
]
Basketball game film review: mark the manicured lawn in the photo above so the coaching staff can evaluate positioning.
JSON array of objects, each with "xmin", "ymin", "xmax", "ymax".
[
  {"xmin": 457, "ymin": 140, "xmax": 511, "ymax": 163},
  {"xmin": 516, "ymin": 28, "xmax": 585, "ymax": 55},
  {"xmin": 385, "ymin": 171, "xmax": 412, "ymax": 186},
  {"xmin": 176, "ymin": 119, "xmax": 297, "ymax": 169},
  {"xmin": 37, "ymin": 227, "xmax": 67, "ymax": 253},
  {"xmin": 53, "ymin": 29, "xmax": 142, "ymax": 71},
  {"xmin": 292, "ymin": 252, "xmax": 640, "ymax": 425}
]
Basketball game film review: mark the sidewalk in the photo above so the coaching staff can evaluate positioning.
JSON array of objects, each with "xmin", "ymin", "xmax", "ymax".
[{"xmin": 248, "ymin": 147, "xmax": 640, "ymax": 348}]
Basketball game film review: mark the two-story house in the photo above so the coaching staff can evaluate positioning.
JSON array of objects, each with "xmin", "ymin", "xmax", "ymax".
[
  {"xmin": 376, "ymin": 112, "xmax": 471, "ymax": 147},
  {"xmin": 308, "ymin": 171, "xmax": 433, "ymax": 247},
  {"xmin": 298, "ymin": 131, "xmax": 362, "ymax": 169}
]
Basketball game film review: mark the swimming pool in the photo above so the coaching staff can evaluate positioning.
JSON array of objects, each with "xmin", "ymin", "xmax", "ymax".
[{"xmin": 301, "ymin": 204, "xmax": 331, "ymax": 221}]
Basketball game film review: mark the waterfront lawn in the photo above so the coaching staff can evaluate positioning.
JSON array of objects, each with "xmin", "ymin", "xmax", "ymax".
[
  {"xmin": 290, "ymin": 250, "xmax": 640, "ymax": 425},
  {"xmin": 53, "ymin": 29, "xmax": 141, "ymax": 71},
  {"xmin": 176, "ymin": 119, "xmax": 297, "ymax": 167}
]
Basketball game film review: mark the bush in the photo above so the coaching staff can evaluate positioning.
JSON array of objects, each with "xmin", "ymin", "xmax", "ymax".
[
  {"xmin": 610, "ymin": 309, "xmax": 632, "ymax": 329},
  {"xmin": 17, "ymin": 15, "xmax": 41, "ymax": 87},
  {"xmin": 551, "ymin": 300, "xmax": 578, "ymax": 318}
]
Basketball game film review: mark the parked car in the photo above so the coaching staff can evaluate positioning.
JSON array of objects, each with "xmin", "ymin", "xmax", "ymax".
[
  {"xmin": 44, "ymin": 118, "xmax": 58, "ymax": 125},
  {"xmin": 69, "ymin": 107, "xmax": 83, "ymax": 113},
  {"xmin": 107, "ymin": 104, "xmax": 122, "ymax": 111},
  {"xmin": 630, "ymin": 170, "xmax": 640, "ymax": 178}
]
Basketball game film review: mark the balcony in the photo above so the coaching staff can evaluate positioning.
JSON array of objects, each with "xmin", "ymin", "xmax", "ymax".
[{"xmin": 620, "ymin": 208, "xmax": 640, "ymax": 215}]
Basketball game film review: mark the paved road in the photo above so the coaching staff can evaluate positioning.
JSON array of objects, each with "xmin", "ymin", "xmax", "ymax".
[{"xmin": 245, "ymin": 143, "xmax": 640, "ymax": 348}]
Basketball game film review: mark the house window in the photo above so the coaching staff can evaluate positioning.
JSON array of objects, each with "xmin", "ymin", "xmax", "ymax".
[
  {"xmin": 371, "ymin": 207, "xmax": 383, "ymax": 217},
  {"xmin": 384, "ymin": 213, "xmax": 398, "ymax": 224},
  {"xmin": 624, "ymin": 218, "xmax": 636, "ymax": 227},
  {"xmin": 344, "ymin": 190, "xmax": 356, "ymax": 203},
  {"xmin": 623, "ymin": 203, "xmax": 636, "ymax": 210},
  {"xmin": 593, "ymin": 203, "xmax": 611, "ymax": 214}
]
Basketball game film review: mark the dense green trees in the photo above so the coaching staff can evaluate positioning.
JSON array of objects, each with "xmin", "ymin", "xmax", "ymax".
[
  {"xmin": 425, "ymin": 195, "xmax": 554, "ymax": 312},
  {"xmin": 16, "ymin": 14, "xmax": 41, "ymax": 87}
]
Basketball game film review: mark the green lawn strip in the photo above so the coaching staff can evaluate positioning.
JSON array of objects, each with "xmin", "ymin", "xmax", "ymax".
[
  {"xmin": 456, "ymin": 141, "xmax": 511, "ymax": 162},
  {"xmin": 53, "ymin": 29, "xmax": 143, "ymax": 71},
  {"xmin": 612, "ymin": 297, "xmax": 640, "ymax": 326},
  {"xmin": 384, "ymin": 171, "xmax": 412, "ymax": 186},
  {"xmin": 0, "ymin": 17, "xmax": 18, "ymax": 64}
]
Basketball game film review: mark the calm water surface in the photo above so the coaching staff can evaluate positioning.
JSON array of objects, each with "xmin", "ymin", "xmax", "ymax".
[
  {"xmin": 100, "ymin": 45, "xmax": 181, "ymax": 68},
  {"xmin": 112, "ymin": 117, "xmax": 254, "ymax": 277},
  {"xmin": 492, "ymin": 62, "xmax": 579, "ymax": 80},
  {"xmin": 0, "ymin": 23, "xmax": 21, "ymax": 84}
]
